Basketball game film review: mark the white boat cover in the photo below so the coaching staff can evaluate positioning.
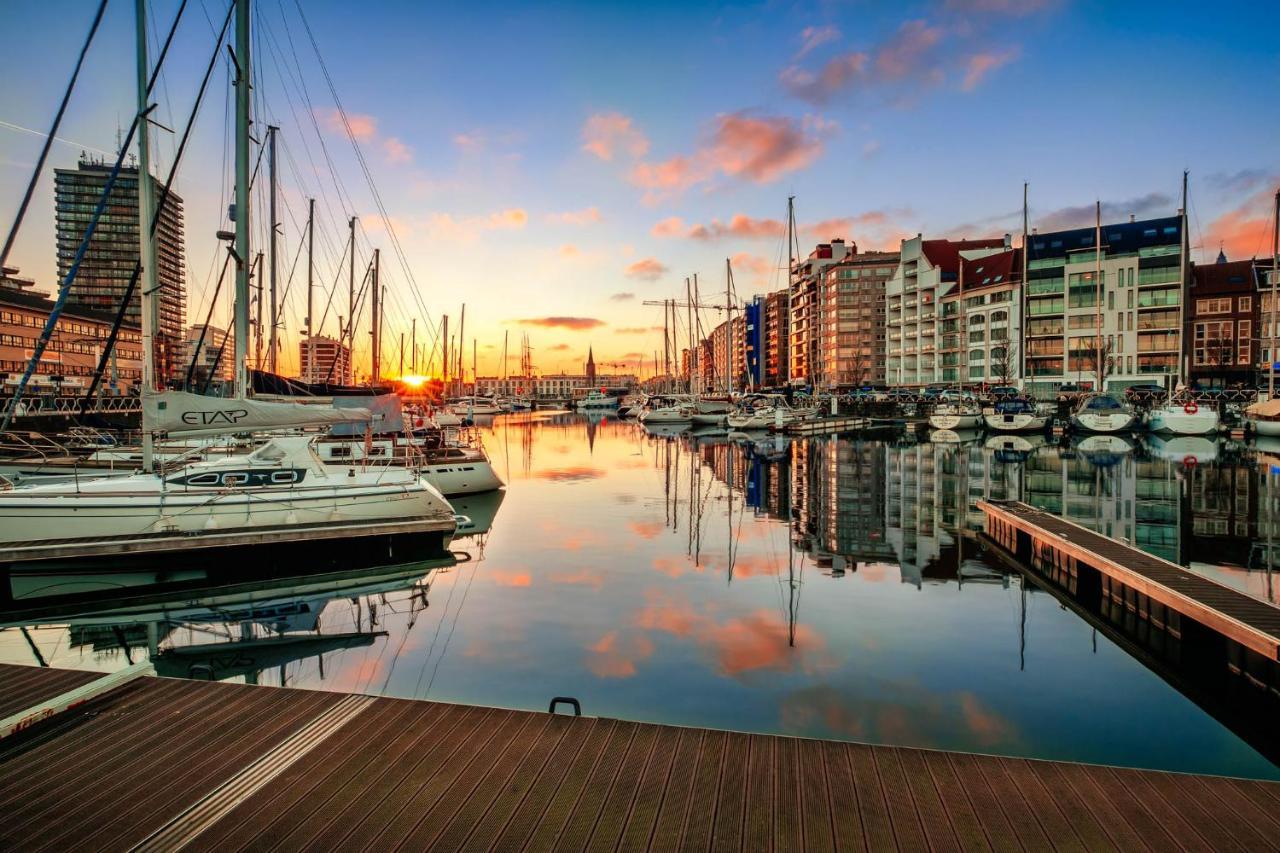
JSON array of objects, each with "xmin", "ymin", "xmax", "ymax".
[
  {"xmin": 1247, "ymin": 398, "xmax": 1280, "ymax": 419},
  {"xmin": 144, "ymin": 391, "xmax": 371, "ymax": 437}
]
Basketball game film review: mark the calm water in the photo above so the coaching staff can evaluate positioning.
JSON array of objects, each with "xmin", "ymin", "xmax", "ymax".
[{"xmin": 3, "ymin": 412, "xmax": 1280, "ymax": 781}]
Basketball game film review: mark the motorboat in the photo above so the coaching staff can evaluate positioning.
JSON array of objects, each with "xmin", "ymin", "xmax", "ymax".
[
  {"xmin": 1070, "ymin": 394, "xmax": 1135, "ymax": 433},
  {"xmin": 451, "ymin": 396, "xmax": 503, "ymax": 416},
  {"xmin": 1246, "ymin": 399, "xmax": 1280, "ymax": 437},
  {"xmin": 313, "ymin": 435, "xmax": 503, "ymax": 496},
  {"xmin": 0, "ymin": 434, "xmax": 456, "ymax": 544},
  {"xmin": 725, "ymin": 394, "xmax": 812, "ymax": 430},
  {"xmin": 1143, "ymin": 434, "xmax": 1219, "ymax": 465},
  {"xmin": 983, "ymin": 398, "xmax": 1048, "ymax": 433},
  {"xmin": 576, "ymin": 390, "xmax": 618, "ymax": 409},
  {"xmin": 1075, "ymin": 433, "xmax": 1134, "ymax": 466},
  {"xmin": 638, "ymin": 395, "xmax": 691, "ymax": 425},
  {"xmin": 929, "ymin": 401, "xmax": 983, "ymax": 431},
  {"xmin": 1145, "ymin": 398, "xmax": 1219, "ymax": 436},
  {"xmin": 984, "ymin": 432, "xmax": 1047, "ymax": 462}
]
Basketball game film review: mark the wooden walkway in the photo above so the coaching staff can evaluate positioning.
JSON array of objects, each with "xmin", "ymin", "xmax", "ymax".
[
  {"xmin": 979, "ymin": 499, "xmax": 1280, "ymax": 661},
  {"xmin": 1, "ymin": 663, "xmax": 1279, "ymax": 851}
]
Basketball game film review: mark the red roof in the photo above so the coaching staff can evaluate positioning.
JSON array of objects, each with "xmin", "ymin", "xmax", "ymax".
[
  {"xmin": 920, "ymin": 238, "xmax": 1006, "ymax": 275},
  {"xmin": 1191, "ymin": 259, "xmax": 1264, "ymax": 295},
  {"xmin": 960, "ymin": 248, "xmax": 1022, "ymax": 291}
]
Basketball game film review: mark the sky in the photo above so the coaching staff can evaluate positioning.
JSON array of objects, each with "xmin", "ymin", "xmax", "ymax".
[{"xmin": 1, "ymin": 0, "xmax": 1278, "ymax": 380}]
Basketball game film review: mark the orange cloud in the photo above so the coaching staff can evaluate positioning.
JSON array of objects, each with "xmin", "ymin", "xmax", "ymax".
[
  {"xmin": 585, "ymin": 631, "xmax": 655, "ymax": 678},
  {"xmin": 617, "ymin": 326, "xmax": 662, "ymax": 334},
  {"xmin": 423, "ymin": 208, "xmax": 527, "ymax": 242},
  {"xmin": 548, "ymin": 206, "xmax": 603, "ymax": 225},
  {"xmin": 489, "ymin": 568, "xmax": 531, "ymax": 587},
  {"xmin": 559, "ymin": 244, "xmax": 580, "ymax": 258},
  {"xmin": 515, "ymin": 316, "xmax": 605, "ymax": 330},
  {"xmin": 651, "ymin": 216, "xmax": 688, "ymax": 237},
  {"xmin": 625, "ymin": 258, "xmax": 669, "ymax": 281},
  {"xmin": 630, "ymin": 113, "xmax": 826, "ymax": 202},
  {"xmin": 549, "ymin": 569, "xmax": 604, "ymax": 590},
  {"xmin": 610, "ymin": 292, "xmax": 635, "ymax": 302},
  {"xmin": 582, "ymin": 112, "xmax": 650, "ymax": 161},
  {"xmin": 1202, "ymin": 184, "xmax": 1279, "ymax": 262},
  {"xmin": 383, "ymin": 136, "xmax": 412, "ymax": 164},
  {"xmin": 961, "ymin": 48, "xmax": 1020, "ymax": 91},
  {"xmin": 317, "ymin": 107, "xmax": 377, "ymax": 141}
]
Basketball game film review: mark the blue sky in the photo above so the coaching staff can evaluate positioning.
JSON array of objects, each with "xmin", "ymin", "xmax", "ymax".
[{"xmin": 1, "ymin": 0, "xmax": 1277, "ymax": 377}]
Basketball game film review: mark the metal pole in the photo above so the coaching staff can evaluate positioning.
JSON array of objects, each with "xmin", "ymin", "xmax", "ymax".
[
  {"xmin": 305, "ymin": 197, "xmax": 314, "ymax": 337},
  {"xmin": 267, "ymin": 124, "xmax": 278, "ymax": 373},
  {"xmin": 1095, "ymin": 200, "xmax": 1103, "ymax": 392},
  {"xmin": 1021, "ymin": 182, "xmax": 1028, "ymax": 388},
  {"xmin": 371, "ymin": 248, "xmax": 380, "ymax": 383},
  {"xmin": 1271, "ymin": 189, "xmax": 1279, "ymax": 399},
  {"xmin": 232, "ymin": 0, "xmax": 251, "ymax": 400},
  {"xmin": 136, "ymin": 0, "xmax": 157, "ymax": 471},
  {"xmin": 348, "ymin": 215, "xmax": 356, "ymax": 358},
  {"xmin": 411, "ymin": 317, "xmax": 416, "ymax": 373}
]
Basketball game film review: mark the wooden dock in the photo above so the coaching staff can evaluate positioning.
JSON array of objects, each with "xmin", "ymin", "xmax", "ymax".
[
  {"xmin": 2, "ymin": 663, "xmax": 1279, "ymax": 851},
  {"xmin": 781, "ymin": 415, "xmax": 869, "ymax": 436},
  {"xmin": 979, "ymin": 499, "xmax": 1280, "ymax": 662}
]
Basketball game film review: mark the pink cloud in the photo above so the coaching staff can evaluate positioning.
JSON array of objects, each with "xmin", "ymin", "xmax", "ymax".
[
  {"xmin": 625, "ymin": 258, "xmax": 669, "ymax": 281},
  {"xmin": 650, "ymin": 216, "xmax": 688, "ymax": 237},
  {"xmin": 559, "ymin": 244, "xmax": 580, "ymax": 258},
  {"xmin": 796, "ymin": 25, "xmax": 841, "ymax": 59},
  {"xmin": 547, "ymin": 206, "xmax": 602, "ymax": 225},
  {"xmin": 383, "ymin": 136, "xmax": 412, "ymax": 164},
  {"xmin": 780, "ymin": 53, "xmax": 869, "ymax": 105},
  {"xmin": 630, "ymin": 113, "xmax": 826, "ymax": 202},
  {"xmin": 1202, "ymin": 183, "xmax": 1280, "ymax": 262},
  {"xmin": 422, "ymin": 208, "xmax": 527, "ymax": 242},
  {"xmin": 962, "ymin": 48, "xmax": 1020, "ymax": 91},
  {"xmin": 317, "ymin": 108, "xmax": 377, "ymax": 142},
  {"xmin": 945, "ymin": 0, "xmax": 1055, "ymax": 14},
  {"xmin": 585, "ymin": 631, "xmax": 655, "ymax": 678},
  {"xmin": 875, "ymin": 19, "xmax": 945, "ymax": 80},
  {"xmin": 582, "ymin": 112, "xmax": 650, "ymax": 161},
  {"xmin": 731, "ymin": 252, "xmax": 773, "ymax": 280}
]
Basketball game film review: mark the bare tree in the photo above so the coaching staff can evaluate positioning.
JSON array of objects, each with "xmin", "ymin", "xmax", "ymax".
[
  {"xmin": 1083, "ymin": 336, "xmax": 1116, "ymax": 391},
  {"xmin": 1205, "ymin": 335, "xmax": 1234, "ymax": 375},
  {"xmin": 991, "ymin": 340, "xmax": 1019, "ymax": 388}
]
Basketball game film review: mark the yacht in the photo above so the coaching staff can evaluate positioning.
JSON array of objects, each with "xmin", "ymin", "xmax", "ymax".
[
  {"xmin": 313, "ymin": 435, "xmax": 502, "ymax": 496},
  {"xmin": 451, "ymin": 396, "xmax": 503, "ymax": 416},
  {"xmin": 1247, "ymin": 399, "xmax": 1280, "ymax": 436},
  {"xmin": 725, "ymin": 395, "xmax": 810, "ymax": 430},
  {"xmin": 576, "ymin": 390, "xmax": 618, "ymax": 409},
  {"xmin": 0, "ymin": 434, "xmax": 455, "ymax": 545},
  {"xmin": 1070, "ymin": 394, "xmax": 1135, "ymax": 433},
  {"xmin": 983, "ymin": 398, "xmax": 1048, "ymax": 433},
  {"xmin": 929, "ymin": 401, "xmax": 983, "ymax": 431},
  {"xmin": 638, "ymin": 395, "xmax": 692, "ymax": 425},
  {"xmin": 1145, "ymin": 398, "xmax": 1219, "ymax": 436}
]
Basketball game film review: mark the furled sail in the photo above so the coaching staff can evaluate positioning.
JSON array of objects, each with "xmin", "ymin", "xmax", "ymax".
[{"xmin": 144, "ymin": 390, "xmax": 371, "ymax": 437}]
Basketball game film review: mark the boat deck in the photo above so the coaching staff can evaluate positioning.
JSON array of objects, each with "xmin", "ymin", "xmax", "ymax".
[
  {"xmin": 979, "ymin": 499, "xmax": 1280, "ymax": 660},
  {"xmin": 1, "ymin": 664, "xmax": 1279, "ymax": 850}
]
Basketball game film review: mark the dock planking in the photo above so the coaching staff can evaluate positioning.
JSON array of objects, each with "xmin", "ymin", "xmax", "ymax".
[
  {"xmin": 979, "ymin": 499, "xmax": 1280, "ymax": 660},
  {"xmin": 0, "ymin": 665, "xmax": 1277, "ymax": 851}
]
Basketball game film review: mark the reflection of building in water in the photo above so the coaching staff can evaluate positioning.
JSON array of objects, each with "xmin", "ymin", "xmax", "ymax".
[{"xmin": 794, "ymin": 439, "xmax": 894, "ymax": 572}]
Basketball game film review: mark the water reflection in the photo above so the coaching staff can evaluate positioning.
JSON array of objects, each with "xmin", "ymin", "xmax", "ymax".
[{"xmin": 2, "ymin": 413, "xmax": 1279, "ymax": 781}]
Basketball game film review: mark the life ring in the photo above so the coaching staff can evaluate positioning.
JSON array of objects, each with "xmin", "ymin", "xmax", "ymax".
[
  {"xmin": 1183, "ymin": 455, "xmax": 1198, "ymax": 468},
  {"xmin": 1183, "ymin": 401, "xmax": 1198, "ymax": 415}
]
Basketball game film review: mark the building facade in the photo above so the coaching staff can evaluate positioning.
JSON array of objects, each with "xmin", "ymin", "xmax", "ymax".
[
  {"xmin": 886, "ymin": 236, "xmax": 1007, "ymax": 387},
  {"xmin": 300, "ymin": 335, "xmax": 352, "ymax": 384},
  {"xmin": 54, "ymin": 157, "xmax": 186, "ymax": 379},
  {"xmin": 789, "ymin": 239, "xmax": 852, "ymax": 385},
  {"xmin": 1022, "ymin": 215, "xmax": 1185, "ymax": 396},
  {"xmin": 949, "ymin": 248, "xmax": 1022, "ymax": 386},
  {"xmin": 181, "ymin": 324, "xmax": 233, "ymax": 388},
  {"xmin": 763, "ymin": 289, "xmax": 789, "ymax": 387},
  {"xmin": 0, "ymin": 267, "xmax": 142, "ymax": 393},
  {"xmin": 818, "ymin": 248, "xmax": 899, "ymax": 389}
]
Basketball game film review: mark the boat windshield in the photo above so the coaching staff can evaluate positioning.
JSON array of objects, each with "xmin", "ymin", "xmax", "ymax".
[
  {"xmin": 994, "ymin": 399, "xmax": 1034, "ymax": 414},
  {"xmin": 1083, "ymin": 395, "xmax": 1125, "ymax": 411}
]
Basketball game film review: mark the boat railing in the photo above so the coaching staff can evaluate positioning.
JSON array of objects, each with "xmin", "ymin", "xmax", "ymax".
[{"xmin": 0, "ymin": 431, "xmax": 68, "ymax": 462}]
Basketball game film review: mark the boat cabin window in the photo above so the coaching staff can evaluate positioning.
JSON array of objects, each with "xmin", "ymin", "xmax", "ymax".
[
  {"xmin": 330, "ymin": 445, "xmax": 352, "ymax": 458},
  {"xmin": 254, "ymin": 443, "xmax": 287, "ymax": 462},
  {"xmin": 369, "ymin": 446, "xmax": 387, "ymax": 457},
  {"xmin": 271, "ymin": 470, "xmax": 300, "ymax": 485},
  {"xmin": 186, "ymin": 473, "xmax": 220, "ymax": 487},
  {"xmin": 222, "ymin": 472, "xmax": 249, "ymax": 486}
]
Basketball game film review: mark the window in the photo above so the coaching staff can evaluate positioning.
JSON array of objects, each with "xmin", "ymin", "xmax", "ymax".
[
  {"xmin": 1108, "ymin": 291, "xmax": 1115, "ymax": 310},
  {"xmin": 991, "ymin": 310, "xmax": 1008, "ymax": 323},
  {"xmin": 1239, "ymin": 320, "xmax": 1252, "ymax": 365},
  {"xmin": 1240, "ymin": 296, "xmax": 1252, "ymax": 313},
  {"xmin": 1127, "ymin": 290, "xmax": 1134, "ymax": 309},
  {"xmin": 1196, "ymin": 297, "xmax": 1232, "ymax": 315},
  {"xmin": 1193, "ymin": 320, "xmax": 1234, "ymax": 366}
]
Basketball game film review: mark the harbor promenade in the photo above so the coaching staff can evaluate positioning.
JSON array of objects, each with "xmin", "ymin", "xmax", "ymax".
[{"xmin": 2, "ymin": 662, "xmax": 1278, "ymax": 851}]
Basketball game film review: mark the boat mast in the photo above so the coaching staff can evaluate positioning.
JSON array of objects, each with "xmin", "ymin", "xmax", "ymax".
[
  {"xmin": 410, "ymin": 318, "xmax": 416, "ymax": 373},
  {"xmin": 786, "ymin": 195, "xmax": 794, "ymax": 386},
  {"xmin": 305, "ymin": 197, "xmax": 314, "ymax": 337},
  {"xmin": 726, "ymin": 257, "xmax": 733, "ymax": 398},
  {"xmin": 686, "ymin": 277, "xmax": 694, "ymax": 396},
  {"xmin": 135, "ymin": 0, "xmax": 157, "ymax": 472},
  {"xmin": 371, "ymin": 248, "xmax": 380, "ymax": 384},
  {"xmin": 1179, "ymin": 170, "xmax": 1188, "ymax": 388},
  {"xmin": 267, "ymin": 124, "xmax": 278, "ymax": 373},
  {"xmin": 1021, "ymin": 183, "xmax": 1028, "ymax": 389},
  {"xmin": 1094, "ymin": 200, "xmax": 1103, "ymax": 392},
  {"xmin": 457, "ymin": 304, "xmax": 466, "ymax": 395},
  {"xmin": 232, "ymin": 0, "xmax": 251, "ymax": 401},
  {"xmin": 956, "ymin": 251, "xmax": 964, "ymax": 393},
  {"xmin": 1271, "ymin": 189, "xmax": 1280, "ymax": 399},
  {"xmin": 347, "ymin": 216, "xmax": 356, "ymax": 369}
]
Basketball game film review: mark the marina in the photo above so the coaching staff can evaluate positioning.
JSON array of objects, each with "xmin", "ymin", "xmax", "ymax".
[{"xmin": 0, "ymin": 0, "xmax": 1277, "ymax": 845}]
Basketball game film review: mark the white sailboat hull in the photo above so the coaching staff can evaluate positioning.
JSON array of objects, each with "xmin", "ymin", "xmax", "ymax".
[
  {"xmin": 640, "ymin": 407, "xmax": 691, "ymax": 424},
  {"xmin": 1145, "ymin": 405, "xmax": 1219, "ymax": 436},
  {"xmin": 929, "ymin": 412, "xmax": 983, "ymax": 430},
  {"xmin": 983, "ymin": 412, "xmax": 1048, "ymax": 433},
  {"xmin": 1252, "ymin": 418, "xmax": 1280, "ymax": 437},
  {"xmin": 1071, "ymin": 411, "xmax": 1135, "ymax": 433}
]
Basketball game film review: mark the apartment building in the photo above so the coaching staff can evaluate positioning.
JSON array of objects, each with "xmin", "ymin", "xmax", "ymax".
[
  {"xmin": 789, "ymin": 239, "xmax": 852, "ymax": 385},
  {"xmin": 885, "ymin": 236, "xmax": 1007, "ymax": 387},
  {"xmin": 1187, "ymin": 258, "xmax": 1263, "ymax": 387},
  {"xmin": 763, "ymin": 289, "xmax": 789, "ymax": 387},
  {"xmin": 299, "ymin": 335, "xmax": 352, "ymax": 384},
  {"xmin": 817, "ymin": 248, "xmax": 899, "ymax": 389},
  {"xmin": 945, "ymin": 248, "xmax": 1022, "ymax": 385},
  {"xmin": 1022, "ymin": 215, "xmax": 1185, "ymax": 396}
]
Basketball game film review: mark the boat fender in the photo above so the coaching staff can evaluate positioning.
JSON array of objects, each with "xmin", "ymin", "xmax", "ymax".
[
  {"xmin": 1183, "ymin": 455, "xmax": 1198, "ymax": 468},
  {"xmin": 1184, "ymin": 401, "xmax": 1198, "ymax": 415}
]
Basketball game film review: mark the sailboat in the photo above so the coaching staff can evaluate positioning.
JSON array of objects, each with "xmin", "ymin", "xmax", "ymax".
[
  {"xmin": 1071, "ymin": 394, "xmax": 1136, "ymax": 433},
  {"xmin": 0, "ymin": 0, "xmax": 455, "ymax": 555},
  {"xmin": 1144, "ymin": 397, "xmax": 1219, "ymax": 436}
]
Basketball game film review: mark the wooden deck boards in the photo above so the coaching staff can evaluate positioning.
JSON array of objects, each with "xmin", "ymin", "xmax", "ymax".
[
  {"xmin": 1, "ymin": 665, "xmax": 1278, "ymax": 851},
  {"xmin": 980, "ymin": 499, "xmax": 1280, "ymax": 658}
]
